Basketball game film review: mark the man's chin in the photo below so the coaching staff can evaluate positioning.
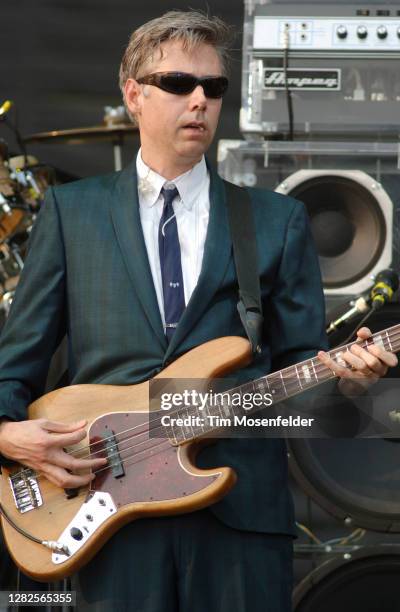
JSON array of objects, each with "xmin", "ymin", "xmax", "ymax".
[{"xmin": 176, "ymin": 141, "xmax": 210, "ymax": 160}]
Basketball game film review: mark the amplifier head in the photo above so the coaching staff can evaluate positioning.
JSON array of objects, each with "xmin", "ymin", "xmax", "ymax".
[{"xmin": 242, "ymin": 2, "xmax": 400, "ymax": 137}]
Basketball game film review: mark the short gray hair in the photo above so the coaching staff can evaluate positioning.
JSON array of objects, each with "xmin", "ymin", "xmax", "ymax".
[{"xmin": 119, "ymin": 10, "xmax": 234, "ymax": 121}]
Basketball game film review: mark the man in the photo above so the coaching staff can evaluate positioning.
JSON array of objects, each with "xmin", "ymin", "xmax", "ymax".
[{"xmin": 0, "ymin": 10, "xmax": 397, "ymax": 612}]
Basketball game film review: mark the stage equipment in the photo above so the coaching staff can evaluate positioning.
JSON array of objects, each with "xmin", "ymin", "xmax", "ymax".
[
  {"xmin": 326, "ymin": 268, "xmax": 399, "ymax": 335},
  {"xmin": 23, "ymin": 124, "xmax": 137, "ymax": 146},
  {"xmin": 241, "ymin": 2, "xmax": 400, "ymax": 138},
  {"xmin": 218, "ymin": 139, "xmax": 400, "ymax": 299},
  {"xmin": 293, "ymin": 545, "xmax": 400, "ymax": 611},
  {"xmin": 0, "ymin": 151, "xmax": 54, "ymax": 321},
  {"xmin": 288, "ymin": 303, "xmax": 400, "ymax": 533},
  {"xmin": 24, "ymin": 122, "xmax": 138, "ymax": 172}
]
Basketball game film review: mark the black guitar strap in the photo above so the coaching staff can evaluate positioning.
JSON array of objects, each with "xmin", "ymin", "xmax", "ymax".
[{"xmin": 223, "ymin": 180, "xmax": 264, "ymax": 355}]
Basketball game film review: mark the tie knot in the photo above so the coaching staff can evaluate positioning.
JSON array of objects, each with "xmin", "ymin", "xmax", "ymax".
[{"xmin": 161, "ymin": 185, "xmax": 179, "ymax": 208}]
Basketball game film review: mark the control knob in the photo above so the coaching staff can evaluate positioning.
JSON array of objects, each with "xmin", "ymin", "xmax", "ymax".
[
  {"xmin": 70, "ymin": 527, "xmax": 83, "ymax": 541},
  {"xmin": 377, "ymin": 26, "xmax": 388, "ymax": 40},
  {"xmin": 357, "ymin": 26, "xmax": 368, "ymax": 39},
  {"xmin": 336, "ymin": 25, "xmax": 348, "ymax": 39}
]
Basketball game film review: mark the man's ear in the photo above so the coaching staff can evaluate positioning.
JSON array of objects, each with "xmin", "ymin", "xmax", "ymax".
[{"xmin": 124, "ymin": 78, "xmax": 143, "ymax": 118}]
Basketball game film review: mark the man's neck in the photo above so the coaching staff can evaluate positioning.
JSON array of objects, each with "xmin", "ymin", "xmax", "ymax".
[{"xmin": 140, "ymin": 150, "xmax": 202, "ymax": 181}]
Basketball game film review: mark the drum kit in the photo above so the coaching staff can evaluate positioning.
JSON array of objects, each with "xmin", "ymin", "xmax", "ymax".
[{"xmin": 0, "ymin": 106, "xmax": 137, "ymax": 325}]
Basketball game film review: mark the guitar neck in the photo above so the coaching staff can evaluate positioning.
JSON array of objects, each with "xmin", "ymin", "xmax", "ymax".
[{"xmin": 164, "ymin": 323, "xmax": 400, "ymax": 444}]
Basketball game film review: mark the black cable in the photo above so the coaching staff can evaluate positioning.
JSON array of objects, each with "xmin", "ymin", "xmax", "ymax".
[
  {"xmin": 0, "ymin": 500, "xmax": 43, "ymax": 545},
  {"xmin": 0, "ymin": 500, "xmax": 70, "ymax": 556},
  {"xmin": 283, "ymin": 39, "xmax": 294, "ymax": 141}
]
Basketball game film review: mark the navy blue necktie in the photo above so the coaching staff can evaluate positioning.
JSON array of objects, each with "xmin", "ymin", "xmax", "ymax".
[{"xmin": 158, "ymin": 186, "xmax": 185, "ymax": 342}]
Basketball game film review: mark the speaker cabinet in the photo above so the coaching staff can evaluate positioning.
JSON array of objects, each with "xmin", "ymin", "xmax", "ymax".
[{"xmin": 218, "ymin": 139, "xmax": 400, "ymax": 300}]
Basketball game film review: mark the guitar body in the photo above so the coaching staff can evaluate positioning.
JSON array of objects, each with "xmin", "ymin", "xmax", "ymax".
[{"xmin": 0, "ymin": 336, "xmax": 251, "ymax": 582}]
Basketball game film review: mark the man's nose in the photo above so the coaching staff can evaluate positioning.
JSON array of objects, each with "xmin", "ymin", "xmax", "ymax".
[{"xmin": 188, "ymin": 84, "xmax": 207, "ymax": 110}]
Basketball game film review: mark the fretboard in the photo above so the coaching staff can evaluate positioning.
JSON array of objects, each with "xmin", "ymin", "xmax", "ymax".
[{"xmin": 163, "ymin": 323, "xmax": 400, "ymax": 444}]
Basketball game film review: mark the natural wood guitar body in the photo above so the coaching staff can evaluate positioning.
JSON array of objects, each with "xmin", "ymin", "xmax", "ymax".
[{"xmin": 0, "ymin": 336, "xmax": 251, "ymax": 581}]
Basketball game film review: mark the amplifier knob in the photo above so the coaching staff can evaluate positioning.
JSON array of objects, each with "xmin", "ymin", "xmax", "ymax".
[
  {"xmin": 357, "ymin": 26, "xmax": 368, "ymax": 39},
  {"xmin": 336, "ymin": 25, "xmax": 348, "ymax": 39},
  {"xmin": 397, "ymin": 26, "xmax": 400, "ymax": 39},
  {"xmin": 377, "ymin": 26, "xmax": 388, "ymax": 39}
]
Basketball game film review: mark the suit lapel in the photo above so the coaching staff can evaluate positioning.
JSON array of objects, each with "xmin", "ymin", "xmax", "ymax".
[
  {"xmin": 164, "ymin": 164, "xmax": 232, "ymax": 362},
  {"xmin": 110, "ymin": 159, "xmax": 167, "ymax": 351}
]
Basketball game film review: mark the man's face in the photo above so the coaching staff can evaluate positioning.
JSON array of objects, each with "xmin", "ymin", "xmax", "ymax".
[{"xmin": 124, "ymin": 40, "xmax": 224, "ymax": 170}]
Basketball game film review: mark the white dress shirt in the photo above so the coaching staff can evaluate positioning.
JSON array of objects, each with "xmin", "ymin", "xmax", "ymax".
[{"xmin": 136, "ymin": 149, "xmax": 210, "ymax": 328}]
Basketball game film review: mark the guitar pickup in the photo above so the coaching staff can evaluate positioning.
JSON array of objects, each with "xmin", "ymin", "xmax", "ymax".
[{"xmin": 100, "ymin": 430, "xmax": 125, "ymax": 479}]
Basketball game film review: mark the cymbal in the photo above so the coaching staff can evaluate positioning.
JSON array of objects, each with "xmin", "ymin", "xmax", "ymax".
[{"xmin": 23, "ymin": 123, "xmax": 138, "ymax": 145}]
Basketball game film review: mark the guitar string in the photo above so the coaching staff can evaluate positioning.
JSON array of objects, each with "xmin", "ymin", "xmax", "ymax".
[
  {"xmin": 12, "ymin": 355, "xmax": 399, "ymax": 490},
  {"xmin": 10, "ymin": 342, "xmax": 399, "ymax": 489},
  {"xmin": 63, "ymin": 330, "xmax": 400, "ymax": 460},
  {"xmin": 71, "ymin": 350, "xmax": 396, "ymax": 472},
  {"xmin": 11, "ymin": 330, "xmax": 400, "ymax": 488},
  {"xmin": 55, "ymin": 319, "xmax": 400, "ymax": 485},
  {"xmin": 10, "ymin": 332, "xmax": 400, "ymax": 483},
  {"xmin": 7, "ymin": 359, "xmax": 394, "ymax": 491},
  {"xmin": 72, "ymin": 326, "xmax": 400, "ymax": 454},
  {"xmin": 67, "ymin": 331, "xmax": 400, "ymax": 461},
  {"xmin": 10, "ymin": 360, "xmax": 336, "ymax": 485}
]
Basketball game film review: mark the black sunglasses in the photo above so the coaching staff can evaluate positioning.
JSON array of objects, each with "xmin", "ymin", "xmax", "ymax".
[{"xmin": 136, "ymin": 72, "xmax": 229, "ymax": 99}]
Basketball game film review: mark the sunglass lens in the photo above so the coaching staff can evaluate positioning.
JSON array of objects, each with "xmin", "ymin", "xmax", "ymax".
[
  {"xmin": 160, "ymin": 73, "xmax": 197, "ymax": 94},
  {"xmin": 203, "ymin": 77, "xmax": 229, "ymax": 98}
]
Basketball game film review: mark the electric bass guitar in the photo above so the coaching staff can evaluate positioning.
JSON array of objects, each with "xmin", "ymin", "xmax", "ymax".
[{"xmin": 1, "ymin": 327, "xmax": 399, "ymax": 581}]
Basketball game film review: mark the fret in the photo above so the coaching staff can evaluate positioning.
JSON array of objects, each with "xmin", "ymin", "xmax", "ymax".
[
  {"xmin": 184, "ymin": 408, "xmax": 193, "ymax": 438},
  {"xmin": 302, "ymin": 363, "xmax": 313, "ymax": 384},
  {"xmin": 175, "ymin": 421, "xmax": 185, "ymax": 443},
  {"xmin": 164, "ymin": 422, "xmax": 178, "ymax": 445},
  {"xmin": 311, "ymin": 358, "xmax": 318, "ymax": 381},
  {"xmin": 255, "ymin": 377, "xmax": 269, "ymax": 395},
  {"xmin": 386, "ymin": 330, "xmax": 393, "ymax": 352},
  {"xmin": 229, "ymin": 398, "xmax": 241, "ymax": 420},
  {"xmin": 216, "ymin": 399, "xmax": 225, "ymax": 420},
  {"xmin": 295, "ymin": 364, "xmax": 303, "ymax": 389},
  {"xmin": 204, "ymin": 403, "xmax": 215, "ymax": 430},
  {"xmin": 197, "ymin": 410, "xmax": 206, "ymax": 435},
  {"xmin": 279, "ymin": 370, "xmax": 288, "ymax": 396},
  {"xmin": 373, "ymin": 334, "xmax": 384, "ymax": 349},
  {"xmin": 267, "ymin": 373, "xmax": 286, "ymax": 401},
  {"xmin": 179, "ymin": 421, "xmax": 188, "ymax": 441},
  {"xmin": 220, "ymin": 394, "xmax": 231, "ymax": 417},
  {"xmin": 389, "ymin": 333, "xmax": 400, "ymax": 353},
  {"xmin": 334, "ymin": 351, "xmax": 347, "ymax": 368}
]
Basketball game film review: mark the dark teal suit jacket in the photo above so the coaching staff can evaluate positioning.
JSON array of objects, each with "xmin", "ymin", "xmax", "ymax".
[{"xmin": 0, "ymin": 159, "xmax": 327, "ymax": 536}]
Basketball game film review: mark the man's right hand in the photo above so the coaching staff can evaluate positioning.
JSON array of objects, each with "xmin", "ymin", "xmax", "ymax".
[{"xmin": 0, "ymin": 419, "xmax": 107, "ymax": 488}]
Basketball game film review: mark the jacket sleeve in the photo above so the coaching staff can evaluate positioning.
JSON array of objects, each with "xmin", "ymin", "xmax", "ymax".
[
  {"xmin": 0, "ymin": 186, "xmax": 67, "ymax": 423},
  {"xmin": 265, "ymin": 199, "xmax": 328, "ymax": 370}
]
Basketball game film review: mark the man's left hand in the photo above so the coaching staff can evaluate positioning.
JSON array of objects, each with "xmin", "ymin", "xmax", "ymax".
[{"xmin": 317, "ymin": 326, "xmax": 398, "ymax": 396}]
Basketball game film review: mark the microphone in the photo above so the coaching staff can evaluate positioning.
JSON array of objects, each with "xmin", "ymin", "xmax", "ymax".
[
  {"xmin": 0, "ymin": 100, "xmax": 13, "ymax": 119},
  {"xmin": 326, "ymin": 268, "xmax": 399, "ymax": 334},
  {"xmin": 326, "ymin": 296, "xmax": 370, "ymax": 335},
  {"xmin": 370, "ymin": 268, "xmax": 399, "ymax": 309}
]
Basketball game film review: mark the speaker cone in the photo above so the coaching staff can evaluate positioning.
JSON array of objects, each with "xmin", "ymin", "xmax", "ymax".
[
  {"xmin": 291, "ymin": 175, "xmax": 386, "ymax": 288},
  {"xmin": 276, "ymin": 170, "xmax": 393, "ymax": 294},
  {"xmin": 293, "ymin": 547, "xmax": 400, "ymax": 612}
]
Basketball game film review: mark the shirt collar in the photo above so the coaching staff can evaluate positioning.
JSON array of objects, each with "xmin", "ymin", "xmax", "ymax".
[{"xmin": 136, "ymin": 148, "xmax": 207, "ymax": 211}]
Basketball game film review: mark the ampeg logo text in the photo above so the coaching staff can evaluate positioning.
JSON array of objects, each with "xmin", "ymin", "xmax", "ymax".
[{"xmin": 264, "ymin": 69, "xmax": 341, "ymax": 91}]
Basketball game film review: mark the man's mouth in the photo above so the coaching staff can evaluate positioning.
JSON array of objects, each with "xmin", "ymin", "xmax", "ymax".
[{"xmin": 182, "ymin": 122, "xmax": 206, "ymax": 132}]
